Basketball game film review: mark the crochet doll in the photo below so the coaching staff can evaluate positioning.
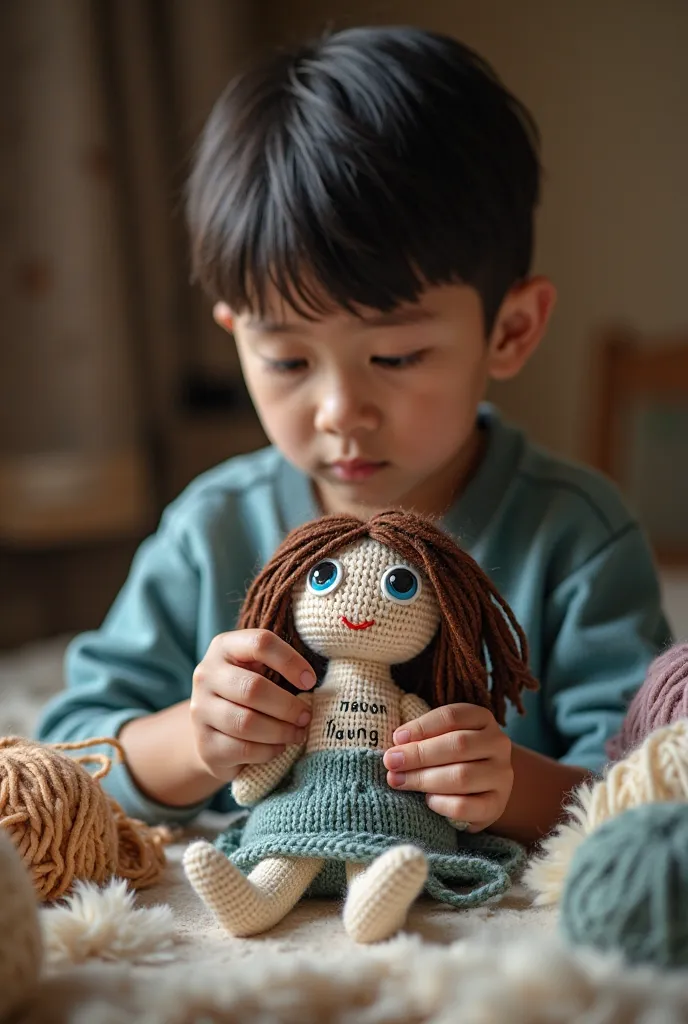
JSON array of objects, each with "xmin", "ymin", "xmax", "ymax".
[{"xmin": 184, "ymin": 510, "xmax": 538, "ymax": 943}]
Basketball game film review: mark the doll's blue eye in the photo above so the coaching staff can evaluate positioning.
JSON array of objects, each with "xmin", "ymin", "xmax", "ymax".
[
  {"xmin": 307, "ymin": 559, "xmax": 343, "ymax": 595},
  {"xmin": 381, "ymin": 566, "xmax": 421, "ymax": 604}
]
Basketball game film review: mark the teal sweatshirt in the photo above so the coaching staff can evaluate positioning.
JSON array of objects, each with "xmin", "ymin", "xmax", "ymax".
[{"xmin": 36, "ymin": 406, "xmax": 672, "ymax": 824}]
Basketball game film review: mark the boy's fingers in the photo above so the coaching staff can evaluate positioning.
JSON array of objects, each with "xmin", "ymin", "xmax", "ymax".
[
  {"xmin": 202, "ymin": 727, "xmax": 286, "ymax": 770},
  {"xmin": 393, "ymin": 703, "xmax": 490, "ymax": 744},
  {"xmin": 386, "ymin": 760, "xmax": 496, "ymax": 795},
  {"xmin": 208, "ymin": 696, "xmax": 307, "ymax": 746},
  {"xmin": 383, "ymin": 730, "xmax": 493, "ymax": 772},
  {"xmin": 219, "ymin": 630, "xmax": 316, "ymax": 691},
  {"xmin": 424, "ymin": 792, "xmax": 500, "ymax": 832},
  {"xmin": 220, "ymin": 668, "xmax": 313, "ymax": 727}
]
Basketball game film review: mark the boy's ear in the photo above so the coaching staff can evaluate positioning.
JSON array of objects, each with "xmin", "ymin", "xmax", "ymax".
[
  {"xmin": 213, "ymin": 302, "xmax": 234, "ymax": 333},
  {"xmin": 486, "ymin": 277, "xmax": 556, "ymax": 381}
]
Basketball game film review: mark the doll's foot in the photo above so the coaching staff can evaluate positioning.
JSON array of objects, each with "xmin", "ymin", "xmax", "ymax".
[
  {"xmin": 0, "ymin": 831, "xmax": 42, "ymax": 1019},
  {"xmin": 183, "ymin": 841, "xmax": 322, "ymax": 937},
  {"xmin": 343, "ymin": 844, "xmax": 428, "ymax": 943}
]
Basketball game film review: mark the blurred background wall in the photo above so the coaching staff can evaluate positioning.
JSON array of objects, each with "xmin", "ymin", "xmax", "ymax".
[{"xmin": 1, "ymin": 0, "xmax": 687, "ymax": 648}]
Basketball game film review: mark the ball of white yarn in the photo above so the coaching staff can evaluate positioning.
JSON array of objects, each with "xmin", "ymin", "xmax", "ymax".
[{"xmin": 524, "ymin": 719, "xmax": 688, "ymax": 906}]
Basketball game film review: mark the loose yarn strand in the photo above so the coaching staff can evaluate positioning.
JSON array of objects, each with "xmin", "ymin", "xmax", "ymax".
[
  {"xmin": 51, "ymin": 735, "xmax": 126, "ymax": 781},
  {"xmin": 367, "ymin": 512, "xmax": 537, "ymax": 724}
]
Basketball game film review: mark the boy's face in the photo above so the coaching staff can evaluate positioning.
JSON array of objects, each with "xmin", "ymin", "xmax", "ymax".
[{"xmin": 223, "ymin": 280, "xmax": 553, "ymax": 518}]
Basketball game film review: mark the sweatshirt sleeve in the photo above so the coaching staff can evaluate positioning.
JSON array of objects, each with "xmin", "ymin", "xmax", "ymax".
[
  {"xmin": 543, "ymin": 523, "xmax": 673, "ymax": 774},
  {"xmin": 35, "ymin": 511, "xmax": 216, "ymax": 825}
]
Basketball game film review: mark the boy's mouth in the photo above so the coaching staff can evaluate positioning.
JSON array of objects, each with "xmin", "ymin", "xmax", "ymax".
[
  {"xmin": 341, "ymin": 616, "xmax": 375, "ymax": 630},
  {"xmin": 328, "ymin": 459, "xmax": 388, "ymax": 482}
]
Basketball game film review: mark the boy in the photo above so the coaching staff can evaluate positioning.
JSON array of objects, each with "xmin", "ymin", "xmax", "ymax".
[{"xmin": 37, "ymin": 26, "xmax": 671, "ymax": 845}]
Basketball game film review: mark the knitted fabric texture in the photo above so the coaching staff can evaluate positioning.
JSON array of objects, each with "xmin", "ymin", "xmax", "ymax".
[
  {"xmin": 183, "ymin": 843, "xmax": 323, "ymax": 937},
  {"xmin": 231, "ymin": 663, "xmax": 416, "ymax": 808},
  {"xmin": 607, "ymin": 644, "xmax": 688, "ymax": 761},
  {"xmin": 0, "ymin": 737, "xmax": 171, "ymax": 901},
  {"xmin": 560, "ymin": 802, "xmax": 688, "ymax": 968},
  {"xmin": 217, "ymin": 749, "xmax": 524, "ymax": 907},
  {"xmin": 342, "ymin": 844, "xmax": 428, "ymax": 943},
  {"xmin": 292, "ymin": 537, "xmax": 441, "ymax": 666},
  {"xmin": 183, "ymin": 839, "xmax": 430, "ymax": 943},
  {"xmin": 307, "ymin": 664, "xmax": 402, "ymax": 754}
]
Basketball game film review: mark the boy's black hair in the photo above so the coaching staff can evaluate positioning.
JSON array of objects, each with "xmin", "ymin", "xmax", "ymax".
[{"xmin": 187, "ymin": 26, "xmax": 540, "ymax": 333}]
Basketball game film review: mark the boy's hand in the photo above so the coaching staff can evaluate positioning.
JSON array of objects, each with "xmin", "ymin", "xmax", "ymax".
[
  {"xmin": 190, "ymin": 630, "xmax": 316, "ymax": 782},
  {"xmin": 382, "ymin": 704, "xmax": 513, "ymax": 832}
]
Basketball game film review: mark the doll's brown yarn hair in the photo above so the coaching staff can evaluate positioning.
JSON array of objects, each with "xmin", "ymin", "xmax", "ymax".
[
  {"xmin": 238, "ymin": 510, "xmax": 538, "ymax": 725},
  {"xmin": 0, "ymin": 736, "xmax": 172, "ymax": 902}
]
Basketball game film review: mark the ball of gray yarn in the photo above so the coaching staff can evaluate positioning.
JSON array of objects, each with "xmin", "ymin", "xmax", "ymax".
[{"xmin": 560, "ymin": 802, "xmax": 688, "ymax": 968}]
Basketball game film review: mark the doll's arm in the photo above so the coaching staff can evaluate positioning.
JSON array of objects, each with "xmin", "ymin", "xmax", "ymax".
[
  {"xmin": 400, "ymin": 693, "xmax": 431, "ymax": 723},
  {"xmin": 231, "ymin": 742, "xmax": 305, "ymax": 806},
  {"xmin": 231, "ymin": 693, "xmax": 313, "ymax": 807}
]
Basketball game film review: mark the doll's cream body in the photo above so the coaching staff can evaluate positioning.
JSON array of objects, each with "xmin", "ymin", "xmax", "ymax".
[
  {"xmin": 308, "ymin": 662, "xmax": 401, "ymax": 755},
  {"xmin": 231, "ymin": 661, "xmax": 430, "ymax": 809}
]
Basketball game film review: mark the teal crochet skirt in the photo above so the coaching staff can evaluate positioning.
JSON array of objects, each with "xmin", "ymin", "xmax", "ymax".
[{"xmin": 214, "ymin": 749, "xmax": 524, "ymax": 909}]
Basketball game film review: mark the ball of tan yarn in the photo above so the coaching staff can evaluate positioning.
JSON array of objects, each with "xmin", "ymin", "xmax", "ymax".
[
  {"xmin": 525, "ymin": 719, "xmax": 688, "ymax": 906},
  {"xmin": 0, "ymin": 736, "xmax": 172, "ymax": 901}
]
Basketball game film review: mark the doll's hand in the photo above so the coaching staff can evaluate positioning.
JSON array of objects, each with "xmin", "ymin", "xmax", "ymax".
[
  {"xmin": 382, "ymin": 704, "xmax": 513, "ymax": 833},
  {"xmin": 190, "ymin": 630, "xmax": 316, "ymax": 782}
]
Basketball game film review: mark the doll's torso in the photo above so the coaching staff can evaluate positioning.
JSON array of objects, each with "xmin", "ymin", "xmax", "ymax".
[
  {"xmin": 224, "ymin": 655, "xmax": 524, "ymax": 905},
  {"xmin": 306, "ymin": 660, "xmax": 403, "ymax": 755}
]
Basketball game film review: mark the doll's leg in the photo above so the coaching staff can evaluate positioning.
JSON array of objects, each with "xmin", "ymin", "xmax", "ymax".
[
  {"xmin": 343, "ymin": 845, "xmax": 428, "ymax": 943},
  {"xmin": 183, "ymin": 841, "xmax": 323, "ymax": 936}
]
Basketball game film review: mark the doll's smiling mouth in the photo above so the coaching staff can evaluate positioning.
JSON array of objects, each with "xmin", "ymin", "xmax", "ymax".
[{"xmin": 341, "ymin": 616, "xmax": 376, "ymax": 631}]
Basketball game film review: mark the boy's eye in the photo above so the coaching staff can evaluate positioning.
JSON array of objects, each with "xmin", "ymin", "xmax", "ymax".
[
  {"xmin": 264, "ymin": 358, "xmax": 308, "ymax": 373},
  {"xmin": 371, "ymin": 351, "xmax": 425, "ymax": 369},
  {"xmin": 380, "ymin": 565, "xmax": 421, "ymax": 604}
]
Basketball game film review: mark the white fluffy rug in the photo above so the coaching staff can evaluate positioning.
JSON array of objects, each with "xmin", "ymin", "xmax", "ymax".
[{"xmin": 3, "ymin": 636, "xmax": 688, "ymax": 1023}]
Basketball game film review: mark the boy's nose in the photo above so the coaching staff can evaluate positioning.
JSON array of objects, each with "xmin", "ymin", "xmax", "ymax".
[{"xmin": 313, "ymin": 380, "xmax": 379, "ymax": 435}]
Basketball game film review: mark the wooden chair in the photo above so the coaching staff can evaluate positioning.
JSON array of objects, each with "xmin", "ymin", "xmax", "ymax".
[{"xmin": 589, "ymin": 326, "xmax": 688, "ymax": 566}]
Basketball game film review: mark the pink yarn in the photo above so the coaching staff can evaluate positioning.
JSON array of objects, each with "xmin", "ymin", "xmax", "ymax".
[{"xmin": 607, "ymin": 644, "xmax": 688, "ymax": 761}]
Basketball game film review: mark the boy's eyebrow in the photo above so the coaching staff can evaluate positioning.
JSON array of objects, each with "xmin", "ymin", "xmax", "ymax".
[
  {"xmin": 245, "ymin": 318, "xmax": 306, "ymax": 334},
  {"xmin": 359, "ymin": 308, "xmax": 437, "ymax": 327},
  {"xmin": 245, "ymin": 307, "xmax": 437, "ymax": 332}
]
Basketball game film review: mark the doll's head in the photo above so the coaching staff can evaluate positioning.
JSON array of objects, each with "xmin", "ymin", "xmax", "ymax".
[
  {"xmin": 238, "ymin": 510, "xmax": 538, "ymax": 725},
  {"xmin": 293, "ymin": 536, "xmax": 441, "ymax": 665}
]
